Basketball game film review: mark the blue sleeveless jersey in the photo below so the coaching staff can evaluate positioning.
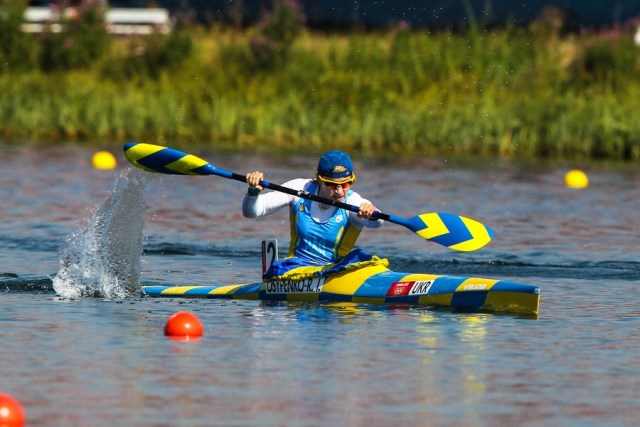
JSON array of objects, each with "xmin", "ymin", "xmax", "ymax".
[{"xmin": 288, "ymin": 182, "xmax": 362, "ymax": 264}]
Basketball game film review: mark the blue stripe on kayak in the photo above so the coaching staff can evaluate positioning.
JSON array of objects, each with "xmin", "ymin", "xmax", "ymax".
[
  {"xmin": 353, "ymin": 270, "xmax": 406, "ymax": 297},
  {"xmin": 141, "ymin": 286, "xmax": 168, "ymax": 295},
  {"xmin": 450, "ymin": 290, "xmax": 488, "ymax": 309},
  {"xmin": 183, "ymin": 287, "xmax": 218, "ymax": 296},
  {"xmin": 429, "ymin": 276, "xmax": 466, "ymax": 294},
  {"xmin": 233, "ymin": 282, "xmax": 262, "ymax": 295},
  {"xmin": 318, "ymin": 293, "xmax": 356, "ymax": 302},
  {"xmin": 491, "ymin": 281, "xmax": 540, "ymax": 294}
]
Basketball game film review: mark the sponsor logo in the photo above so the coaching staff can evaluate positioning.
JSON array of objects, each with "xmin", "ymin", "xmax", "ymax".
[
  {"xmin": 265, "ymin": 277, "xmax": 325, "ymax": 294},
  {"xmin": 409, "ymin": 280, "xmax": 434, "ymax": 295},
  {"xmin": 387, "ymin": 281, "xmax": 413, "ymax": 296},
  {"xmin": 387, "ymin": 280, "xmax": 434, "ymax": 296},
  {"xmin": 460, "ymin": 283, "xmax": 489, "ymax": 291}
]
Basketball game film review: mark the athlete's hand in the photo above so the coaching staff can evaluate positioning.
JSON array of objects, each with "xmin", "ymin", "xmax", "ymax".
[
  {"xmin": 358, "ymin": 202, "xmax": 378, "ymax": 219},
  {"xmin": 246, "ymin": 171, "xmax": 264, "ymax": 191}
]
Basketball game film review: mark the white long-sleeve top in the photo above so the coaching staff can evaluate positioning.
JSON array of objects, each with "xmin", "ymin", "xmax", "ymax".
[
  {"xmin": 242, "ymin": 178, "xmax": 383, "ymax": 263},
  {"xmin": 242, "ymin": 178, "xmax": 383, "ymax": 229}
]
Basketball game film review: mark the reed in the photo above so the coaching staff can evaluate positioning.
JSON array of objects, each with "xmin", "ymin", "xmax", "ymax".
[{"xmin": 0, "ymin": 23, "xmax": 639, "ymax": 160}]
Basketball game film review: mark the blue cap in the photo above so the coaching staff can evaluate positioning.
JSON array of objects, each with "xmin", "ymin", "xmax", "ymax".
[{"xmin": 317, "ymin": 150, "xmax": 354, "ymax": 179}]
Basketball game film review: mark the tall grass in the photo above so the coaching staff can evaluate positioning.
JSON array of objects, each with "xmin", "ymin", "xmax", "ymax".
[{"xmin": 0, "ymin": 16, "xmax": 639, "ymax": 159}]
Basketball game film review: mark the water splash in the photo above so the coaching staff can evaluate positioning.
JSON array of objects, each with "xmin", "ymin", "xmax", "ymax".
[{"xmin": 53, "ymin": 169, "xmax": 148, "ymax": 298}]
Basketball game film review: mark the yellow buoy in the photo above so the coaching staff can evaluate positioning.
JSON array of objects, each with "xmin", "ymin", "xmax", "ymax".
[
  {"xmin": 564, "ymin": 169, "xmax": 589, "ymax": 189},
  {"xmin": 92, "ymin": 151, "xmax": 117, "ymax": 170}
]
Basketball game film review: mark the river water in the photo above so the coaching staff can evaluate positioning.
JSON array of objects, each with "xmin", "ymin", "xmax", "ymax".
[{"xmin": 1, "ymin": 142, "xmax": 638, "ymax": 426}]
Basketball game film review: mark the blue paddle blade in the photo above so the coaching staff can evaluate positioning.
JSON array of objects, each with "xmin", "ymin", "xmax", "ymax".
[{"xmin": 390, "ymin": 212, "xmax": 494, "ymax": 251}]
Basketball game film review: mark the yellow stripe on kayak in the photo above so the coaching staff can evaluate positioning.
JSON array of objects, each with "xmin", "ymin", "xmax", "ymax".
[
  {"xmin": 322, "ymin": 263, "xmax": 389, "ymax": 295},
  {"xmin": 160, "ymin": 286, "xmax": 203, "ymax": 295},
  {"xmin": 482, "ymin": 291, "xmax": 540, "ymax": 315},
  {"xmin": 418, "ymin": 293, "xmax": 453, "ymax": 306},
  {"xmin": 455, "ymin": 278, "xmax": 499, "ymax": 292},
  {"xmin": 208, "ymin": 284, "xmax": 244, "ymax": 295},
  {"xmin": 400, "ymin": 273, "xmax": 440, "ymax": 282}
]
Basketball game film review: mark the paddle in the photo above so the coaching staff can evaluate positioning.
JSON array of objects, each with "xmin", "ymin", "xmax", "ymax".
[{"xmin": 123, "ymin": 142, "xmax": 495, "ymax": 251}]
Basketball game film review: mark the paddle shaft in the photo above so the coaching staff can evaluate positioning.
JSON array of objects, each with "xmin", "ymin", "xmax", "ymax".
[
  {"xmin": 123, "ymin": 142, "xmax": 494, "ymax": 251},
  {"xmin": 203, "ymin": 164, "xmax": 391, "ymax": 221}
]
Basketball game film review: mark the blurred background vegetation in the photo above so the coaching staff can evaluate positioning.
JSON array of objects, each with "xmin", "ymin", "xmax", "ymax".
[{"xmin": 1, "ymin": 0, "xmax": 639, "ymax": 160}]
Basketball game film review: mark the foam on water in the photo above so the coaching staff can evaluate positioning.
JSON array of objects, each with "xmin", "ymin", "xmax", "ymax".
[{"xmin": 53, "ymin": 169, "xmax": 148, "ymax": 298}]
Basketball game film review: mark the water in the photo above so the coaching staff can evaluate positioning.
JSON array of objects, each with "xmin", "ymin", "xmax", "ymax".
[
  {"xmin": 53, "ymin": 169, "xmax": 146, "ymax": 298},
  {"xmin": 1, "ymin": 142, "xmax": 638, "ymax": 426}
]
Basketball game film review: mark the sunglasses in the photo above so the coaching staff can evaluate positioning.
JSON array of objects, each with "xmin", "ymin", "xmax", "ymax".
[{"xmin": 318, "ymin": 174, "xmax": 356, "ymax": 190}]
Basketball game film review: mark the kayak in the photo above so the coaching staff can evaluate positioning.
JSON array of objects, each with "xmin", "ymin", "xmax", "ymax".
[
  {"xmin": 141, "ymin": 262, "xmax": 540, "ymax": 315},
  {"xmin": 123, "ymin": 144, "xmax": 535, "ymax": 314}
]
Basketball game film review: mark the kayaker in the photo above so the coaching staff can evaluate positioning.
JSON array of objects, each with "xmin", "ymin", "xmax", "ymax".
[{"xmin": 243, "ymin": 150, "xmax": 383, "ymax": 267}]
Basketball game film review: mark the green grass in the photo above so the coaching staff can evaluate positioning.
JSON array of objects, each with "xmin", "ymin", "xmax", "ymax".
[{"xmin": 1, "ymin": 26, "xmax": 639, "ymax": 160}]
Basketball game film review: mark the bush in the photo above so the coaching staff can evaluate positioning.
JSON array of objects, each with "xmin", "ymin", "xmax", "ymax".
[
  {"xmin": 249, "ymin": 0, "xmax": 305, "ymax": 69},
  {"xmin": 39, "ymin": 1, "xmax": 110, "ymax": 71},
  {"xmin": 581, "ymin": 36, "xmax": 637, "ymax": 81},
  {"xmin": 101, "ymin": 30, "xmax": 193, "ymax": 79},
  {"xmin": 0, "ymin": 0, "xmax": 35, "ymax": 72}
]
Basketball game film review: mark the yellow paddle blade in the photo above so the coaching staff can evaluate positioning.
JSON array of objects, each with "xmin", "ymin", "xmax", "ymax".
[
  {"xmin": 403, "ymin": 212, "xmax": 494, "ymax": 251},
  {"xmin": 123, "ymin": 142, "xmax": 209, "ymax": 175}
]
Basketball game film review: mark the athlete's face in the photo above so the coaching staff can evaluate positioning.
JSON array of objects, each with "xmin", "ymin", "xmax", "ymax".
[{"xmin": 318, "ymin": 175, "xmax": 354, "ymax": 201}]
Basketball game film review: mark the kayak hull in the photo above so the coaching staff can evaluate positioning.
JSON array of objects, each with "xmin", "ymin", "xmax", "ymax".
[{"xmin": 141, "ymin": 264, "xmax": 540, "ymax": 315}]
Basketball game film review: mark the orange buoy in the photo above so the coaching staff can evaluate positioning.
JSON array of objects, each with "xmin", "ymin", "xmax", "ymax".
[
  {"xmin": 0, "ymin": 393, "xmax": 25, "ymax": 426},
  {"xmin": 164, "ymin": 311, "xmax": 204, "ymax": 340}
]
